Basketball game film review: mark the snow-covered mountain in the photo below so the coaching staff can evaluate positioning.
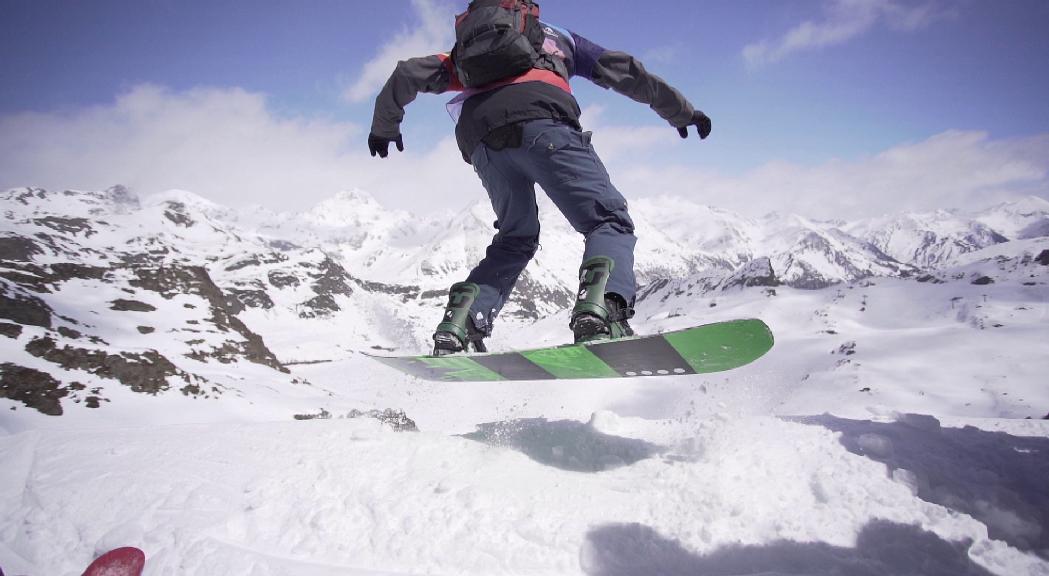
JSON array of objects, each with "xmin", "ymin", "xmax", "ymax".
[
  {"xmin": 3, "ymin": 186, "xmax": 1049, "ymax": 575},
  {"xmin": 2, "ymin": 185, "xmax": 1048, "ymax": 423},
  {"xmin": 847, "ymin": 210, "xmax": 1006, "ymax": 270}
]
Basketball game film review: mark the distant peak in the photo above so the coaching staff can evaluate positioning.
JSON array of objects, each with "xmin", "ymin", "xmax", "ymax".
[
  {"xmin": 332, "ymin": 188, "xmax": 379, "ymax": 205},
  {"xmin": 995, "ymin": 195, "xmax": 1049, "ymax": 212},
  {"xmin": 144, "ymin": 189, "xmax": 224, "ymax": 210}
]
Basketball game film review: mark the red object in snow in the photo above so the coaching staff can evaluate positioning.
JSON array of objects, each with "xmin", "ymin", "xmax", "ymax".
[{"xmin": 81, "ymin": 547, "xmax": 146, "ymax": 576}]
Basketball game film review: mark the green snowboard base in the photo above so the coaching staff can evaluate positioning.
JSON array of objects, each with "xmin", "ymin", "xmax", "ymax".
[{"xmin": 365, "ymin": 318, "xmax": 773, "ymax": 382}]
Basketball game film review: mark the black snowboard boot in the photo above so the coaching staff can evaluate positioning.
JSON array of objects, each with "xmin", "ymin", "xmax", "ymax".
[
  {"xmin": 433, "ymin": 282, "xmax": 489, "ymax": 355},
  {"xmin": 569, "ymin": 256, "xmax": 635, "ymax": 344}
]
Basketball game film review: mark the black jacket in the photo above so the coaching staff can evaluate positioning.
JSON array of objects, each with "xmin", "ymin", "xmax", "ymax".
[{"xmin": 370, "ymin": 22, "xmax": 697, "ymax": 162}]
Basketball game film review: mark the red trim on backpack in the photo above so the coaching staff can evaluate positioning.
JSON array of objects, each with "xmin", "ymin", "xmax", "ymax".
[
  {"xmin": 438, "ymin": 54, "xmax": 568, "ymax": 96},
  {"xmin": 438, "ymin": 53, "xmax": 465, "ymax": 91},
  {"xmin": 502, "ymin": 68, "xmax": 571, "ymax": 94}
]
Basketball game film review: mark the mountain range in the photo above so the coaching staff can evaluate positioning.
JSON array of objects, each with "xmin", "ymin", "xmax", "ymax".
[{"xmin": 1, "ymin": 185, "xmax": 1048, "ymax": 422}]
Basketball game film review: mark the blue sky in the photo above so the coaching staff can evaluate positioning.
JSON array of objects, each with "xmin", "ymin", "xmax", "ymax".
[{"xmin": 2, "ymin": 0, "xmax": 1048, "ymax": 217}]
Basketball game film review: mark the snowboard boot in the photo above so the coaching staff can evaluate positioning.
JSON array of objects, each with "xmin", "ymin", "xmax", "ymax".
[
  {"xmin": 569, "ymin": 256, "xmax": 636, "ymax": 344},
  {"xmin": 433, "ymin": 282, "xmax": 489, "ymax": 356}
]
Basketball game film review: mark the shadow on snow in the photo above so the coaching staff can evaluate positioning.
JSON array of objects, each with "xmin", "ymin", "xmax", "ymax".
[
  {"xmin": 461, "ymin": 418, "xmax": 663, "ymax": 473},
  {"xmin": 798, "ymin": 414, "xmax": 1049, "ymax": 559},
  {"xmin": 582, "ymin": 520, "xmax": 994, "ymax": 576}
]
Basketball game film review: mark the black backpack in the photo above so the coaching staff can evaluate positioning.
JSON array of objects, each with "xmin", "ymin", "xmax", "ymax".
[{"xmin": 451, "ymin": 0, "xmax": 544, "ymax": 88}]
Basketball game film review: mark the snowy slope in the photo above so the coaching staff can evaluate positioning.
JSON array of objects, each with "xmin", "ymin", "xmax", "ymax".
[
  {"xmin": 2, "ymin": 414, "xmax": 1047, "ymax": 575},
  {"xmin": 2, "ymin": 186, "xmax": 1049, "ymax": 575}
]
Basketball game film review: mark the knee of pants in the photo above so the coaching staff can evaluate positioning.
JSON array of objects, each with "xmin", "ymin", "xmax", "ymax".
[
  {"xmin": 563, "ymin": 190, "xmax": 634, "ymax": 237},
  {"xmin": 492, "ymin": 233, "xmax": 540, "ymax": 259}
]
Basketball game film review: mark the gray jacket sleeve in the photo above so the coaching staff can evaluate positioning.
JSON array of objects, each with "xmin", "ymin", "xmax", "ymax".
[
  {"xmin": 589, "ymin": 51, "xmax": 695, "ymax": 128},
  {"xmin": 371, "ymin": 54, "xmax": 458, "ymax": 138}
]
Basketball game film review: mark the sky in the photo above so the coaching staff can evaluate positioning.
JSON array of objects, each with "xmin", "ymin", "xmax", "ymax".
[{"xmin": 1, "ymin": 0, "xmax": 1048, "ymax": 220}]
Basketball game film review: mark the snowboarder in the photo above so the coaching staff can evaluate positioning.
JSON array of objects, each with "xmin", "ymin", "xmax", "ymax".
[{"xmin": 368, "ymin": 0, "xmax": 711, "ymax": 355}]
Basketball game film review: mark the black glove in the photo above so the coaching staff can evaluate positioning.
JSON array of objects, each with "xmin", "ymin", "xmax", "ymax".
[
  {"xmin": 368, "ymin": 133, "xmax": 404, "ymax": 158},
  {"xmin": 677, "ymin": 111, "xmax": 712, "ymax": 140}
]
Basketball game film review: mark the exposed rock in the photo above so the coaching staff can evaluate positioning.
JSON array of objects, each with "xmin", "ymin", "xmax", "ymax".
[
  {"xmin": 227, "ymin": 289, "xmax": 274, "ymax": 310},
  {"xmin": 0, "ymin": 363, "xmax": 67, "ymax": 416},
  {"xmin": 0, "ymin": 322, "xmax": 23, "ymax": 338},
  {"xmin": 49, "ymin": 263, "xmax": 108, "ymax": 282},
  {"xmin": 104, "ymin": 185, "xmax": 140, "ymax": 213},
  {"xmin": 268, "ymin": 270, "xmax": 301, "ymax": 288},
  {"xmin": 163, "ymin": 202, "xmax": 195, "ymax": 227},
  {"xmin": 57, "ymin": 326, "xmax": 82, "ymax": 339},
  {"xmin": 420, "ymin": 288, "xmax": 447, "ymax": 299},
  {"xmin": 720, "ymin": 257, "xmax": 779, "ymax": 290},
  {"xmin": 0, "ymin": 262, "xmax": 54, "ymax": 294},
  {"xmin": 0, "ymin": 236, "xmax": 43, "ymax": 262},
  {"xmin": 0, "ymin": 287, "xmax": 53, "ymax": 328},
  {"xmin": 137, "ymin": 326, "xmax": 155, "ymax": 334},
  {"xmin": 971, "ymin": 276, "xmax": 995, "ymax": 286},
  {"xmin": 506, "ymin": 271, "xmax": 573, "ymax": 320},
  {"xmin": 354, "ymin": 278, "xmax": 421, "ymax": 302},
  {"xmin": 310, "ymin": 257, "xmax": 354, "ymax": 297},
  {"xmin": 32, "ymin": 216, "xmax": 95, "ymax": 237},
  {"xmin": 1036, "ymin": 250, "xmax": 1049, "ymax": 266},
  {"xmin": 185, "ymin": 340, "xmax": 260, "ymax": 366},
  {"xmin": 25, "ymin": 336, "xmax": 188, "ymax": 395},
  {"xmin": 268, "ymin": 239, "xmax": 300, "ymax": 251},
  {"xmin": 129, "ymin": 264, "xmax": 287, "ymax": 372},
  {"xmin": 287, "ymin": 255, "xmax": 356, "ymax": 318},
  {"xmin": 833, "ymin": 341, "xmax": 857, "ymax": 356},
  {"xmin": 8, "ymin": 187, "xmax": 48, "ymax": 205},
  {"xmin": 294, "ymin": 408, "xmax": 332, "ymax": 420},
  {"xmin": 110, "ymin": 299, "xmax": 157, "ymax": 312},
  {"xmin": 299, "ymin": 295, "xmax": 340, "ymax": 319},
  {"xmin": 225, "ymin": 256, "xmax": 261, "ymax": 272}
]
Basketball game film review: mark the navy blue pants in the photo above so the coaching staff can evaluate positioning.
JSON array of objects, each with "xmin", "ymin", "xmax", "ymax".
[{"xmin": 465, "ymin": 119, "xmax": 637, "ymax": 331}]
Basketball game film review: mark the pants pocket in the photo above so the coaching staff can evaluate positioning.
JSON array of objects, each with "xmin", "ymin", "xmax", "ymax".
[{"xmin": 528, "ymin": 125, "xmax": 598, "ymax": 184}]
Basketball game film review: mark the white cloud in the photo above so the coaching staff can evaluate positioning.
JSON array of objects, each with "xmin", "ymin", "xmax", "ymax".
[
  {"xmin": 1, "ymin": 84, "xmax": 1045, "ymax": 221},
  {"xmin": 604, "ymin": 130, "xmax": 1049, "ymax": 220},
  {"xmin": 579, "ymin": 106, "xmax": 669, "ymax": 162},
  {"xmin": 342, "ymin": 0, "xmax": 455, "ymax": 104},
  {"xmin": 640, "ymin": 44, "xmax": 682, "ymax": 66},
  {"xmin": 0, "ymin": 84, "xmax": 482, "ymax": 214},
  {"xmin": 743, "ymin": 0, "xmax": 955, "ymax": 67}
]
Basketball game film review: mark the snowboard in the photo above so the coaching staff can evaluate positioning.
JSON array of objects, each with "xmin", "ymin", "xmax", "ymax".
[
  {"xmin": 81, "ymin": 547, "xmax": 145, "ymax": 576},
  {"xmin": 366, "ymin": 318, "xmax": 773, "ymax": 382}
]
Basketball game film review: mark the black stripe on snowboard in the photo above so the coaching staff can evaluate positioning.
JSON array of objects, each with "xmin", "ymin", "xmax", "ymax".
[
  {"xmin": 473, "ymin": 353, "xmax": 557, "ymax": 380},
  {"xmin": 588, "ymin": 335, "xmax": 696, "ymax": 377}
]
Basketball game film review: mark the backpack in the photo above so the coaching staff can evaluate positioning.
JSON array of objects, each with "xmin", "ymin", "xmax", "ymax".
[{"xmin": 451, "ymin": 0, "xmax": 544, "ymax": 88}]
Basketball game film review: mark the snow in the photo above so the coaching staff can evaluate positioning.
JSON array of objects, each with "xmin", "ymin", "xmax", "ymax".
[
  {"xmin": 2, "ymin": 186, "xmax": 1049, "ymax": 575},
  {"xmin": 3, "ymin": 413, "xmax": 1047, "ymax": 575}
]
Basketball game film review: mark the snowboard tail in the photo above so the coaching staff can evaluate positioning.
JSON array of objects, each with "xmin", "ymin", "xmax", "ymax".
[{"xmin": 367, "ymin": 318, "xmax": 773, "ymax": 382}]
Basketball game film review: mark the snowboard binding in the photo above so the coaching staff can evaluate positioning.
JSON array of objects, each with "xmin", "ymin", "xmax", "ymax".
[
  {"xmin": 433, "ymin": 282, "xmax": 489, "ymax": 355},
  {"xmin": 570, "ymin": 256, "xmax": 635, "ymax": 344}
]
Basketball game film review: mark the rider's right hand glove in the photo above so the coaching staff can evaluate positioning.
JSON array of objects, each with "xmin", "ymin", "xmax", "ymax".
[{"xmin": 368, "ymin": 133, "xmax": 405, "ymax": 158}]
